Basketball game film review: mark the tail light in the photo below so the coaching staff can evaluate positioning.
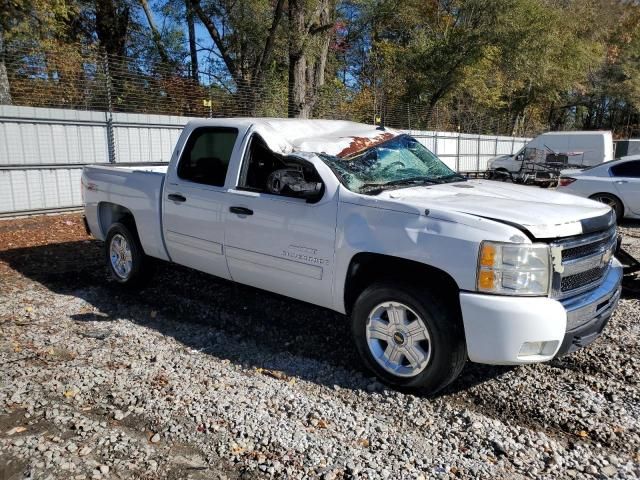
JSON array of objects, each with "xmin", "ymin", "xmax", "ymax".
[{"xmin": 559, "ymin": 177, "xmax": 576, "ymax": 187}]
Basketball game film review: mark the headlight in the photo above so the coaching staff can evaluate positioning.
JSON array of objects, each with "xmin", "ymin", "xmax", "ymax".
[{"xmin": 477, "ymin": 241, "xmax": 550, "ymax": 295}]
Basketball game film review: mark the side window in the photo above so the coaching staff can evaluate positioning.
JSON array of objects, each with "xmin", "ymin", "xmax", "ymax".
[
  {"xmin": 610, "ymin": 160, "xmax": 640, "ymax": 178},
  {"xmin": 177, "ymin": 127, "xmax": 238, "ymax": 186},
  {"xmin": 239, "ymin": 134, "xmax": 287, "ymax": 191},
  {"xmin": 238, "ymin": 134, "xmax": 324, "ymax": 201}
]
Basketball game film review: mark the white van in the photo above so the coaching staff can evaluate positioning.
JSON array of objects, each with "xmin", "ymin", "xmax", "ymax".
[{"xmin": 487, "ymin": 131, "xmax": 614, "ymax": 174}]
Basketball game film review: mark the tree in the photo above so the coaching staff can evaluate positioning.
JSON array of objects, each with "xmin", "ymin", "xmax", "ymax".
[
  {"xmin": 287, "ymin": 0, "xmax": 336, "ymax": 118},
  {"xmin": 95, "ymin": 0, "xmax": 130, "ymax": 60},
  {"xmin": 0, "ymin": 29, "xmax": 11, "ymax": 104},
  {"xmin": 139, "ymin": 0, "xmax": 171, "ymax": 64},
  {"xmin": 185, "ymin": 0, "xmax": 199, "ymax": 80},
  {"xmin": 190, "ymin": 0, "xmax": 285, "ymax": 91}
]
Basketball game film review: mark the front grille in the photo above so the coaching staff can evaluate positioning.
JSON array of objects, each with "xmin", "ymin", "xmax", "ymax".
[
  {"xmin": 562, "ymin": 236, "xmax": 612, "ymax": 261},
  {"xmin": 561, "ymin": 266, "xmax": 608, "ymax": 292},
  {"xmin": 551, "ymin": 226, "xmax": 617, "ymax": 299}
]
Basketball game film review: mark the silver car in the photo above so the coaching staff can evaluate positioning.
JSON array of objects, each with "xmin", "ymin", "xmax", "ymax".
[{"xmin": 558, "ymin": 156, "xmax": 640, "ymax": 220}]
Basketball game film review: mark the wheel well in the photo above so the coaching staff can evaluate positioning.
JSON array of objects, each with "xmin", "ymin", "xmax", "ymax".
[
  {"xmin": 588, "ymin": 192, "xmax": 624, "ymax": 211},
  {"xmin": 589, "ymin": 192, "xmax": 622, "ymax": 202},
  {"xmin": 98, "ymin": 202, "xmax": 138, "ymax": 238},
  {"xmin": 343, "ymin": 253, "xmax": 460, "ymax": 315}
]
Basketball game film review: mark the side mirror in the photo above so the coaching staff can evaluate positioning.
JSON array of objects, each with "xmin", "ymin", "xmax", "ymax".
[
  {"xmin": 516, "ymin": 153, "xmax": 524, "ymax": 162},
  {"xmin": 267, "ymin": 168, "xmax": 323, "ymax": 200}
]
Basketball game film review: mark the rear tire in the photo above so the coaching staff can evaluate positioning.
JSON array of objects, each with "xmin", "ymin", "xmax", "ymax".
[
  {"xmin": 589, "ymin": 193, "xmax": 623, "ymax": 222},
  {"xmin": 351, "ymin": 283, "xmax": 466, "ymax": 394},
  {"xmin": 105, "ymin": 222, "xmax": 149, "ymax": 287}
]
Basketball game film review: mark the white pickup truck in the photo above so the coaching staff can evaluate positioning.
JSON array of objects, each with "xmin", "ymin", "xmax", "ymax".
[{"xmin": 82, "ymin": 119, "xmax": 623, "ymax": 393}]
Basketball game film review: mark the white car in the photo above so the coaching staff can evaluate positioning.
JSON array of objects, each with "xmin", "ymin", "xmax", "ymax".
[{"xmin": 558, "ymin": 156, "xmax": 640, "ymax": 220}]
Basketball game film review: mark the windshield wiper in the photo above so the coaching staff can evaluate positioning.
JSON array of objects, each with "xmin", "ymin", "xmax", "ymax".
[
  {"xmin": 359, "ymin": 177, "xmax": 438, "ymax": 194},
  {"xmin": 433, "ymin": 173, "xmax": 467, "ymax": 184}
]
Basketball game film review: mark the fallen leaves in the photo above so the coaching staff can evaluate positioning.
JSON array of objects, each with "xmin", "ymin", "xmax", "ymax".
[
  {"xmin": 63, "ymin": 389, "xmax": 77, "ymax": 398},
  {"xmin": 6, "ymin": 426, "xmax": 27, "ymax": 435},
  {"xmin": 230, "ymin": 442, "xmax": 246, "ymax": 455},
  {"xmin": 356, "ymin": 438, "xmax": 370, "ymax": 448},
  {"xmin": 255, "ymin": 367, "xmax": 295, "ymax": 384}
]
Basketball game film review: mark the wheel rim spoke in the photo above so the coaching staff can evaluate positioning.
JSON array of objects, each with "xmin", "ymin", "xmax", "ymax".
[
  {"xmin": 368, "ymin": 318, "xmax": 391, "ymax": 341},
  {"xmin": 385, "ymin": 304, "xmax": 407, "ymax": 326},
  {"xmin": 407, "ymin": 320, "xmax": 429, "ymax": 341},
  {"xmin": 383, "ymin": 344, "xmax": 403, "ymax": 366},
  {"xmin": 404, "ymin": 344, "xmax": 429, "ymax": 369}
]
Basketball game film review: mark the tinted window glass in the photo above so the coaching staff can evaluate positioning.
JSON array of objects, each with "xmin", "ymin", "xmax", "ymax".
[
  {"xmin": 178, "ymin": 127, "xmax": 238, "ymax": 186},
  {"xmin": 610, "ymin": 160, "xmax": 640, "ymax": 178}
]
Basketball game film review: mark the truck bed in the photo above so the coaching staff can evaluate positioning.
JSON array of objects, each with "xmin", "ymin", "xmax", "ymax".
[{"xmin": 82, "ymin": 163, "xmax": 169, "ymax": 261}]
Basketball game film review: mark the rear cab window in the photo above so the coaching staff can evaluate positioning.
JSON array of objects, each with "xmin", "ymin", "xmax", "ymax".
[{"xmin": 178, "ymin": 127, "xmax": 238, "ymax": 186}]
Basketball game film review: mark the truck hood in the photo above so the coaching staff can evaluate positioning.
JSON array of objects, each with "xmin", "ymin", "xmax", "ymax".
[{"xmin": 378, "ymin": 179, "xmax": 612, "ymax": 238}]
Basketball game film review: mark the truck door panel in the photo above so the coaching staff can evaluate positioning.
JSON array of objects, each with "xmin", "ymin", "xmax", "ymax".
[
  {"xmin": 162, "ymin": 127, "xmax": 238, "ymax": 279},
  {"xmin": 225, "ymin": 190, "xmax": 337, "ymax": 308},
  {"xmin": 224, "ymin": 134, "xmax": 338, "ymax": 308}
]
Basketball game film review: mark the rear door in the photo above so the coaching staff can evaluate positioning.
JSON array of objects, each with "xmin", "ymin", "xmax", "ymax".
[
  {"xmin": 162, "ymin": 126, "xmax": 242, "ymax": 279},
  {"xmin": 611, "ymin": 160, "xmax": 640, "ymax": 215}
]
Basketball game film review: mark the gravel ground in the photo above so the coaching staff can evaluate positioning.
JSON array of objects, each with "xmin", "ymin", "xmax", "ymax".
[{"xmin": 1, "ymin": 213, "xmax": 639, "ymax": 480}]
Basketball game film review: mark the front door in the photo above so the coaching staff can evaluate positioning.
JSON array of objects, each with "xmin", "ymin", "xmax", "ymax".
[
  {"xmin": 224, "ymin": 134, "xmax": 338, "ymax": 309},
  {"xmin": 611, "ymin": 160, "xmax": 640, "ymax": 215},
  {"xmin": 162, "ymin": 126, "xmax": 240, "ymax": 279}
]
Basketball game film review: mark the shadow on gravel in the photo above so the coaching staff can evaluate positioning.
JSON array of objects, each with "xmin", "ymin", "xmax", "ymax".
[{"xmin": 1, "ymin": 240, "xmax": 516, "ymax": 395}]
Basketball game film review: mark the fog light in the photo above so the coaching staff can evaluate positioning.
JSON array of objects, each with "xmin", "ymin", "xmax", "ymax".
[
  {"xmin": 519, "ymin": 342, "xmax": 544, "ymax": 356},
  {"xmin": 518, "ymin": 341, "xmax": 559, "ymax": 357}
]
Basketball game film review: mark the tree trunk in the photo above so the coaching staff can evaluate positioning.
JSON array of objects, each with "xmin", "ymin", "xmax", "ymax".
[
  {"xmin": 95, "ymin": 0, "xmax": 129, "ymax": 59},
  {"xmin": 304, "ymin": 1, "xmax": 332, "ymax": 117},
  {"xmin": 0, "ymin": 29, "xmax": 11, "ymax": 105},
  {"xmin": 95, "ymin": 0, "xmax": 130, "ymax": 109},
  {"xmin": 287, "ymin": 0, "xmax": 335, "ymax": 118},
  {"xmin": 185, "ymin": 0, "xmax": 198, "ymax": 81},
  {"xmin": 288, "ymin": 0, "xmax": 307, "ymax": 118},
  {"xmin": 139, "ymin": 0, "xmax": 170, "ymax": 65}
]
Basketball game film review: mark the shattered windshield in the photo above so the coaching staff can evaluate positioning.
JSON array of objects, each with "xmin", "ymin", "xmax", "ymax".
[{"xmin": 319, "ymin": 134, "xmax": 464, "ymax": 194}]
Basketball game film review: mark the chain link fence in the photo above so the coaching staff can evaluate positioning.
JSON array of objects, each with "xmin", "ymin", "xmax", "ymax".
[
  {"xmin": 0, "ymin": 45, "xmax": 535, "ymax": 216},
  {"xmin": 0, "ymin": 45, "xmax": 539, "ymax": 136}
]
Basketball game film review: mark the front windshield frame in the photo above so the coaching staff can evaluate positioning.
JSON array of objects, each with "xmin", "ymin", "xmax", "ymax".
[{"xmin": 317, "ymin": 134, "xmax": 464, "ymax": 194}]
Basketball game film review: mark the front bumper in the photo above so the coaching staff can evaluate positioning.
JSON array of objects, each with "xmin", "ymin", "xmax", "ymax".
[{"xmin": 459, "ymin": 259, "xmax": 623, "ymax": 365}]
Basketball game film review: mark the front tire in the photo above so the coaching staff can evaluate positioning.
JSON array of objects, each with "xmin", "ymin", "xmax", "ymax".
[
  {"xmin": 105, "ymin": 222, "xmax": 148, "ymax": 286},
  {"xmin": 351, "ymin": 283, "xmax": 466, "ymax": 394}
]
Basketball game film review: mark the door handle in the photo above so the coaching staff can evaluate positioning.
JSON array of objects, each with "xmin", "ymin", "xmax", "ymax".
[
  {"xmin": 229, "ymin": 206, "xmax": 253, "ymax": 215},
  {"xmin": 167, "ymin": 193, "xmax": 186, "ymax": 202},
  {"xmin": 615, "ymin": 180, "xmax": 628, "ymax": 184}
]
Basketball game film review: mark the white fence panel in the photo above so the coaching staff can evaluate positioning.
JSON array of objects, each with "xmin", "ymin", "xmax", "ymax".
[
  {"xmin": 408, "ymin": 130, "xmax": 532, "ymax": 172},
  {"xmin": 0, "ymin": 106, "xmax": 109, "ymax": 166},
  {"xmin": 0, "ymin": 107, "xmax": 532, "ymax": 216}
]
